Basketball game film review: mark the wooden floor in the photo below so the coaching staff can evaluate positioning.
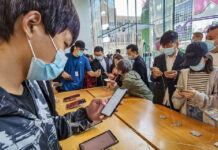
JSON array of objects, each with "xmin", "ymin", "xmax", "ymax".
[{"xmin": 55, "ymin": 87, "xmax": 218, "ymax": 150}]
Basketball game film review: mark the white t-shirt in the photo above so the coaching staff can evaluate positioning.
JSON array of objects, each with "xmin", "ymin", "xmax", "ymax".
[{"xmin": 210, "ymin": 52, "xmax": 218, "ymax": 67}]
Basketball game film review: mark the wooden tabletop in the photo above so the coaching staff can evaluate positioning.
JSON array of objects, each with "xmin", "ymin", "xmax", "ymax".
[
  {"xmin": 87, "ymin": 87, "xmax": 114, "ymax": 98},
  {"xmin": 86, "ymin": 87, "xmax": 218, "ymax": 150},
  {"xmin": 55, "ymin": 90, "xmax": 154, "ymax": 150}
]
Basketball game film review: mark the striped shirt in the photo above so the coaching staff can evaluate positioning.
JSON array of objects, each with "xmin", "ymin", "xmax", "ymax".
[
  {"xmin": 186, "ymin": 71, "xmax": 210, "ymax": 121},
  {"xmin": 187, "ymin": 72, "xmax": 210, "ymax": 93}
]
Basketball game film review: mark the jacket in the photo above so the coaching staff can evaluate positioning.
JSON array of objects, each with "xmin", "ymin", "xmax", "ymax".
[
  {"xmin": 172, "ymin": 68, "xmax": 218, "ymax": 127},
  {"xmin": 91, "ymin": 57, "xmax": 111, "ymax": 86},
  {"xmin": 133, "ymin": 55, "xmax": 149, "ymax": 87},
  {"xmin": 0, "ymin": 80, "xmax": 92, "ymax": 150},
  {"xmin": 151, "ymin": 51, "xmax": 185, "ymax": 109},
  {"xmin": 117, "ymin": 71, "xmax": 153, "ymax": 100}
]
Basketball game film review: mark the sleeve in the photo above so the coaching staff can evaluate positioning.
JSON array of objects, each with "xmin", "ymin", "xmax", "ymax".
[
  {"xmin": 53, "ymin": 107, "xmax": 92, "ymax": 141},
  {"xmin": 171, "ymin": 71, "xmax": 186, "ymax": 110},
  {"xmin": 190, "ymin": 72, "xmax": 218, "ymax": 110},
  {"xmin": 150, "ymin": 57, "xmax": 161, "ymax": 82},
  {"xmin": 85, "ymin": 58, "xmax": 92, "ymax": 72}
]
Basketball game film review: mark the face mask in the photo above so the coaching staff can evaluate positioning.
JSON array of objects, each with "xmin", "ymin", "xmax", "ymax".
[
  {"xmin": 128, "ymin": 55, "xmax": 134, "ymax": 60},
  {"xmin": 162, "ymin": 47, "xmax": 175, "ymax": 56},
  {"xmin": 205, "ymin": 40, "xmax": 216, "ymax": 51},
  {"xmin": 77, "ymin": 50, "xmax": 84, "ymax": 56},
  {"xmin": 191, "ymin": 39, "xmax": 194, "ymax": 43},
  {"xmin": 190, "ymin": 59, "xmax": 205, "ymax": 71},
  {"xmin": 95, "ymin": 56, "xmax": 103, "ymax": 61},
  {"xmin": 26, "ymin": 35, "xmax": 68, "ymax": 80}
]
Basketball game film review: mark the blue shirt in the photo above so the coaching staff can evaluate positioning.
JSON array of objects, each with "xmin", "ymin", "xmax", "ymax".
[{"xmin": 61, "ymin": 53, "xmax": 92, "ymax": 91}]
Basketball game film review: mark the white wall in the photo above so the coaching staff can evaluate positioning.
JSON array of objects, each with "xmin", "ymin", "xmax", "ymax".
[{"xmin": 72, "ymin": 0, "xmax": 94, "ymax": 54}]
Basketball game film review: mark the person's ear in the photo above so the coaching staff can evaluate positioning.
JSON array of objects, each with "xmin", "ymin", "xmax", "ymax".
[
  {"xmin": 176, "ymin": 41, "xmax": 179, "ymax": 48},
  {"xmin": 22, "ymin": 11, "xmax": 41, "ymax": 39}
]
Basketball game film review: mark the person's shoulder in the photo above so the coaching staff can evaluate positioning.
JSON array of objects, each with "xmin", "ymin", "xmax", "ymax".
[
  {"xmin": 153, "ymin": 53, "xmax": 165, "ymax": 62},
  {"xmin": 65, "ymin": 53, "xmax": 72, "ymax": 58},
  {"xmin": 177, "ymin": 50, "xmax": 185, "ymax": 57},
  {"xmin": 80, "ymin": 55, "xmax": 89, "ymax": 61}
]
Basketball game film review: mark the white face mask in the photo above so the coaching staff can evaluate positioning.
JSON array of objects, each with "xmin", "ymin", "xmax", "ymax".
[
  {"xmin": 95, "ymin": 56, "xmax": 103, "ymax": 61},
  {"xmin": 190, "ymin": 58, "xmax": 205, "ymax": 71},
  {"xmin": 26, "ymin": 35, "xmax": 68, "ymax": 80}
]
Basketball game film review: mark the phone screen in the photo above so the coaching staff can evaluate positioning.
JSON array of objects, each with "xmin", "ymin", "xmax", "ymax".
[
  {"xmin": 101, "ymin": 88, "xmax": 128, "ymax": 117},
  {"xmin": 79, "ymin": 130, "xmax": 118, "ymax": 150}
]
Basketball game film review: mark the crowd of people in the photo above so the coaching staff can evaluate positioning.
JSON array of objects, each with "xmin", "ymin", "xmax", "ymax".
[
  {"xmin": 0, "ymin": 0, "xmax": 217, "ymax": 149},
  {"xmin": 56, "ymin": 28, "xmax": 218, "ymax": 127}
]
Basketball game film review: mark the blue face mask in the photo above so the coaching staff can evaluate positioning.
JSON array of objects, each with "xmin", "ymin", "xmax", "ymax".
[
  {"xmin": 26, "ymin": 35, "xmax": 68, "ymax": 80},
  {"xmin": 77, "ymin": 50, "xmax": 84, "ymax": 57},
  {"xmin": 190, "ymin": 61, "xmax": 205, "ymax": 72},
  {"xmin": 162, "ymin": 47, "xmax": 175, "ymax": 56},
  {"xmin": 205, "ymin": 40, "xmax": 216, "ymax": 51}
]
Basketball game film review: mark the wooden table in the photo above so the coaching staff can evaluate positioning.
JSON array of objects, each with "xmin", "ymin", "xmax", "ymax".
[
  {"xmin": 55, "ymin": 90, "xmax": 154, "ymax": 150},
  {"xmin": 87, "ymin": 87, "xmax": 114, "ymax": 98},
  {"xmin": 86, "ymin": 88, "xmax": 218, "ymax": 150}
]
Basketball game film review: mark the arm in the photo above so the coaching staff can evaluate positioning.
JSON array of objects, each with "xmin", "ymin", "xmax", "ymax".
[
  {"xmin": 150, "ymin": 57, "xmax": 162, "ymax": 82},
  {"xmin": 54, "ymin": 108, "xmax": 92, "ymax": 141},
  {"xmin": 172, "ymin": 71, "xmax": 186, "ymax": 110}
]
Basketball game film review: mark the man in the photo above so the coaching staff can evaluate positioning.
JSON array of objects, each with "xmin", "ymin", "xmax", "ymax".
[
  {"xmin": 61, "ymin": 40, "xmax": 101, "ymax": 91},
  {"xmin": 192, "ymin": 32, "xmax": 203, "ymax": 42},
  {"xmin": 116, "ymin": 49, "xmax": 121, "ymax": 54},
  {"xmin": 151, "ymin": 30, "xmax": 185, "ymax": 109},
  {"xmin": 127, "ymin": 44, "xmax": 149, "ymax": 87},
  {"xmin": 0, "ymin": 1, "xmax": 112, "ymax": 149},
  {"xmin": 205, "ymin": 25, "xmax": 218, "ymax": 67},
  {"xmin": 91, "ymin": 46, "xmax": 111, "ymax": 86}
]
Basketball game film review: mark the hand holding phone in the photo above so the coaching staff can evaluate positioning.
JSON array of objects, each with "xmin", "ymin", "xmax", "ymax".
[
  {"xmin": 175, "ymin": 85, "xmax": 184, "ymax": 92},
  {"xmin": 101, "ymin": 88, "xmax": 128, "ymax": 117}
]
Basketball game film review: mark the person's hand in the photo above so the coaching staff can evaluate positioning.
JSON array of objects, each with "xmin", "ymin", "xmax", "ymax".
[
  {"xmin": 151, "ymin": 67, "xmax": 163, "ymax": 78},
  {"xmin": 86, "ymin": 98, "xmax": 109, "ymax": 121},
  {"xmin": 107, "ymin": 80, "xmax": 117, "ymax": 89},
  {"xmin": 164, "ymin": 70, "xmax": 177, "ymax": 79},
  {"xmin": 62, "ymin": 72, "xmax": 73, "ymax": 80},
  {"xmin": 107, "ymin": 73, "xmax": 115, "ymax": 80},
  {"xmin": 210, "ymin": 46, "xmax": 218, "ymax": 53},
  {"xmin": 94, "ymin": 70, "xmax": 101, "ymax": 77},
  {"xmin": 178, "ymin": 88, "xmax": 196, "ymax": 99}
]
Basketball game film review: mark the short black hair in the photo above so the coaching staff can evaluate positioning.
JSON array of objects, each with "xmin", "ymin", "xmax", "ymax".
[
  {"xmin": 160, "ymin": 30, "xmax": 178, "ymax": 46},
  {"xmin": 116, "ymin": 49, "xmax": 121, "ymax": 54},
  {"xmin": 94, "ymin": 46, "xmax": 104, "ymax": 53},
  {"xmin": 207, "ymin": 25, "xmax": 218, "ymax": 33},
  {"xmin": 126, "ymin": 44, "xmax": 138, "ymax": 54},
  {"xmin": 0, "ymin": 0, "xmax": 80, "ymax": 43}
]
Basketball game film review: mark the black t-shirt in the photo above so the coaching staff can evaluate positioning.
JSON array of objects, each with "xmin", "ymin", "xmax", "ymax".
[{"xmin": 11, "ymin": 83, "xmax": 37, "ymax": 116}]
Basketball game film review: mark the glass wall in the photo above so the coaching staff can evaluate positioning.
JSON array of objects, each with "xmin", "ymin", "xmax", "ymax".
[
  {"xmin": 90, "ymin": 0, "xmax": 146, "ymax": 55},
  {"xmin": 90, "ymin": 0, "xmax": 218, "ymax": 57}
]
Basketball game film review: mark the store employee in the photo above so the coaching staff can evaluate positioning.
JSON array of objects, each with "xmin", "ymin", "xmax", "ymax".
[{"xmin": 61, "ymin": 40, "xmax": 101, "ymax": 91}]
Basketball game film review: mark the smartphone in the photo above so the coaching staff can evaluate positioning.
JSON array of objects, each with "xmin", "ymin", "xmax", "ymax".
[
  {"xmin": 63, "ymin": 94, "xmax": 80, "ymax": 102},
  {"xmin": 66, "ymin": 76, "xmax": 74, "ymax": 81},
  {"xmin": 101, "ymin": 88, "xmax": 128, "ymax": 117},
  {"xmin": 79, "ymin": 130, "xmax": 119, "ymax": 150},
  {"xmin": 166, "ymin": 71, "xmax": 175, "ymax": 74},
  {"xmin": 104, "ymin": 78, "xmax": 114, "ymax": 83},
  {"xmin": 66, "ymin": 99, "xmax": 86, "ymax": 109},
  {"xmin": 175, "ymin": 85, "xmax": 184, "ymax": 92}
]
